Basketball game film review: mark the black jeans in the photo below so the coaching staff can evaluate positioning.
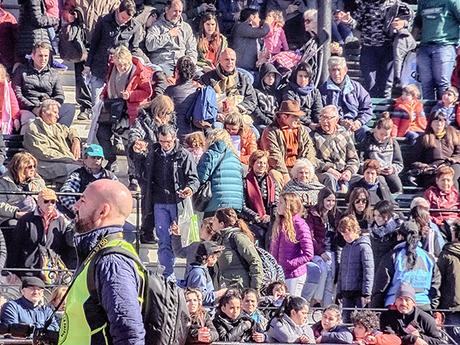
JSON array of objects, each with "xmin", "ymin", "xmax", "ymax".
[
  {"xmin": 360, "ymin": 44, "xmax": 393, "ymax": 98},
  {"xmin": 96, "ymin": 123, "xmax": 117, "ymax": 164},
  {"xmin": 74, "ymin": 61, "xmax": 92, "ymax": 111}
]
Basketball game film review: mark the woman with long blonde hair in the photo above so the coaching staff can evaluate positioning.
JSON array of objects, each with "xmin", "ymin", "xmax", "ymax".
[
  {"xmin": 271, "ymin": 193, "xmax": 313, "ymax": 296},
  {"xmin": 197, "ymin": 129, "xmax": 243, "ymax": 216}
]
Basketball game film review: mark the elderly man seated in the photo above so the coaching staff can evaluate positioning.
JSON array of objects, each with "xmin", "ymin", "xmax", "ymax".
[
  {"xmin": 1, "ymin": 277, "xmax": 59, "ymax": 331},
  {"xmin": 260, "ymin": 100, "xmax": 316, "ymax": 185},
  {"xmin": 312, "ymin": 105, "xmax": 360, "ymax": 193},
  {"xmin": 60, "ymin": 144, "xmax": 117, "ymax": 216},
  {"xmin": 319, "ymin": 56, "xmax": 372, "ymax": 142},
  {"xmin": 201, "ymin": 48, "xmax": 257, "ymax": 119},
  {"xmin": 23, "ymin": 99, "xmax": 81, "ymax": 184}
]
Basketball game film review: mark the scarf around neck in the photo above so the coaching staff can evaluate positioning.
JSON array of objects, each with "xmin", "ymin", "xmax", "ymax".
[
  {"xmin": 246, "ymin": 171, "xmax": 275, "ymax": 217},
  {"xmin": 214, "ymin": 64, "xmax": 237, "ymax": 96}
]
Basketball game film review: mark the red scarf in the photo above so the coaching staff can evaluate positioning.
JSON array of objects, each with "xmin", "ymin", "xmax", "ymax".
[{"xmin": 246, "ymin": 171, "xmax": 276, "ymax": 217}]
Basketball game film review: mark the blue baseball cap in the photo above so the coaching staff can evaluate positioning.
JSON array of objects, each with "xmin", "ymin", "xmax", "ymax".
[{"xmin": 84, "ymin": 144, "xmax": 104, "ymax": 158}]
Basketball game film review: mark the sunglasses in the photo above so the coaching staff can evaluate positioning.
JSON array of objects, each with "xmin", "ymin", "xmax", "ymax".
[
  {"xmin": 43, "ymin": 199, "xmax": 56, "ymax": 204},
  {"xmin": 354, "ymin": 199, "xmax": 367, "ymax": 204}
]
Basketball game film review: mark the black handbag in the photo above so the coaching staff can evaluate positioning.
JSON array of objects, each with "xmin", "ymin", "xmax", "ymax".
[{"xmin": 193, "ymin": 149, "xmax": 226, "ymax": 212}]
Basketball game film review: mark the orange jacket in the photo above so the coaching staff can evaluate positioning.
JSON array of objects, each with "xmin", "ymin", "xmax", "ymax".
[
  {"xmin": 391, "ymin": 97, "xmax": 427, "ymax": 137},
  {"xmin": 239, "ymin": 126, "xmax": 257, "ymax": 165}
]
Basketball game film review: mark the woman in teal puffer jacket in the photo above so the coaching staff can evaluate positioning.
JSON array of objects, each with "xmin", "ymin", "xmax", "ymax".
[{"xmin": 197, "ymin": 129, "xmax": 244, "ymax": 216}]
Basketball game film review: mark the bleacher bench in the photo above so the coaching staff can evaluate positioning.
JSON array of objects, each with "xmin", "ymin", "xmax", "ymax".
[{"xmin": 4, "ymin": 135, "xmax": 24, "ymax": 163}]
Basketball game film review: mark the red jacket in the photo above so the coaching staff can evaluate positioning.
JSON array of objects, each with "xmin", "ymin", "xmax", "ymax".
[
  {"xmin": 0, "ymin": 8, "xmax": 17, "ymax": 70},
  {"xmin": 392, "ymin": 97, "xmax": 427, "ymax": 137},
  {"xmin": 102, "ymin": 56, "xmax": 153, "ymax": 124},
  {"xmin": 424, "ymin": 185, "xmax": 459, "ymax": 225}
]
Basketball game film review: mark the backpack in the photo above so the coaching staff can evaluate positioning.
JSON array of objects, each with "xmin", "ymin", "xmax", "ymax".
[
  {"xmin": 58, "ymin": 7, "xmax": 88, "ymax": 63},
  {"xmin": 26, "ymin": 245, "xmax": 72, "ymax": 285},
  {"xmin": 228, "ymin": 233, "xmax": 285, "ymax": 294},
  {"xmin": 186, "ymin": 86, "xmax": 218, "ymax": 129},
  {"xmin": 88, "ymin": 246, "xmax": 190, "ymax": 345}
]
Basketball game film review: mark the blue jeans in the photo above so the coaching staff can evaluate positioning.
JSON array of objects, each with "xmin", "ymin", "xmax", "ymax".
[
  {"xmin": 405, "ymin": 131, "xmax": 423, "ymax": 146},
  {"xmin": 360, "ymin": 44, "xmax": 393, "ymax": 98},
  {"xmin": 89, "ymin": 75, "xmax": 105, "ymax": 107},
  {"xmin": 332, "ymin": 22, "xmax": 353, "ymax": 44},
  {"xmin": 154, "ymin": 203, "xmax": 178, "ymax": 278},
  {"xmin": 417, "ymin": 44, "xmax": 456, "ymax": 100}
]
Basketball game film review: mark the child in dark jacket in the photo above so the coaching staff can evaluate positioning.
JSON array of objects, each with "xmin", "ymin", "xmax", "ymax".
[
  {"xmin": 312, "ymin": 304, "xmax": 353, "ymax": 344},
  {"xmin": 337, "ymin": 215, "xmax": 374, "ymax": 323},
  {"xmin": 369, "ymin": 200, "xmax": 402, "ymax": 270},
  {"xmin": 184, "ymin": 241, "xmax": 228, "ymax": 307},
  {"xmin": 431, "ymin": 86, "xmax": 459, "ymax": 128},
  {"xmin": 185, "ymin": 288, "xmax": 219, "ymax": 345},
  {"xmin": 351, "ymin": 309, "xmax": 401, "ymax": 345},
  {"xmin": 252, "ymin": 63, "xmax": 281, "ymax": 132},
  {"xmin": 213, "ymin": 289, "xmax": 263, "ymax": 343}
]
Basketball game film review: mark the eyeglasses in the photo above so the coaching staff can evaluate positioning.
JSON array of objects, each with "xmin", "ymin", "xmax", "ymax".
[
  {"xmin": 43, "ymin": 200, "xmax": 56, "ymax": 204},
  {"xmin": 354, "ymin": 199, "xmax": 367, "ymax": 204}
]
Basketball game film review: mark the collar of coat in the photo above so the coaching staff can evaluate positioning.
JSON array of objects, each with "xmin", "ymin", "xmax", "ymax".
[{"xmin": 325, "ymin": 75, "xmax": 354, "ymax": 95}]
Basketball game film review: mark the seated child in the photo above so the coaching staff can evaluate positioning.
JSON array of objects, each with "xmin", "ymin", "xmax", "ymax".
[
  {"xmin": 185, "ymin": 288, "xmax": 219, "ymax": 344},
  {"xmin": 184, "ymin": 241, "xmax": 228, "ymax": 307},
  {"xmin": 266, "ymin": 295, "xmax": 314, "ymax": 344},
  {"xmin": 259, "ymin": 281, "xmax": 288, "ymax": 320},
  {"xmin": 431, "ymin": 86, "xmax": 459, "ymax": 128},
  {"xmin": 241, "ymin": 288, "xmax": 268, "ymax": 338},
  {"xmin": 351, "ymin": 309, "xmax": 401, "ymax": 345},
  {"xmin": 263, "ymin": 10, "xmax": 289, "ymax": 56},
  {"xmin": 391, "ymin": 84, "xmax": 427, "ymax": 145},
  {"xmin": 312, "ymin": 304, "xmax": 353, "ymax": 344},
  {"xmin": 213, "ymin": 289, "xmax": 261, "ymax": 342}
]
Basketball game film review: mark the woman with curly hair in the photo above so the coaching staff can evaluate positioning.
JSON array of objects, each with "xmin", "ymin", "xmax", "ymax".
[{"xmin": 271, "ymin": 193, "xmax": 313, "ymax": 296}]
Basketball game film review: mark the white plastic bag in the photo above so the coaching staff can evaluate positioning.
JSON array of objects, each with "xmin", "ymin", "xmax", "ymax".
[{"xmin": 178, "ymin": 197, "xmax": 199, "ymax": 246}]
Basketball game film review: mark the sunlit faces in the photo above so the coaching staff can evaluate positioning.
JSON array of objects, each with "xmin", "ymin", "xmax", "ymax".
[
  {"xmin": 165, "ymin": 1, "xmax": 183, "ymax": 23},
  {"xmin": 242, "ymin": 292, "xmax": 258, "ymax": 314},
  {"xmin": 341, "ymin": 228, "xmax": 360, "ymax": 244},
  {"xmin": 353, "ymin": 193, "xmax": 368, "ymax": 213},
  {"xmin": 363, "ymin": 168, "xmax": 378, "ymax": 185},
  {"xmin": 22, "ymin": 286, "xmax": 44, "ymax": 305},
  {"xmin": 373, "ymin": 209, "xmax": 387, "ymax": 227},
  {"xmin": 430, "ymin": 117, "xmax": 446, "ymax": 134},
  {"xmin": 32, "ymin": 47, "xmax": 50, "ymax": 70},
  {"xmin": 40, "ymin": 103, "xmax": 60, "ymax": 125},
  {"xmin": 373, "ymin": 126, "xmax": 392, "ymax": 143},
  {"xmin": 395, "ymin": 296, "xmax": 415, "ymax": 314},
  {"xmin": 323, "ymin": 194, "xmax": 336, "ymax": 212},
  {"xmin": 263, "ymin": 72, "xmax": 276, "ymax": 87},
  {"xmin": 319, "ymin": 112, "xmax": 339, "ymax": 134},
  {"xmin": 116, "ymin": 10, "xmax": 133, "ymax": 24},
  {"xmin": 321, "ymin": 309, "xmax": 341, "ymax": 331},
  {"xmin": 329, "ymin": 65, "xmax": 347, "ymax": 85},
  {"xmin": 221, "ymin": 297, "xmax": 241, "ymax": 320},
  {"xmin": 203, "ymin": 18, "xmax": 217, "ymax": 36},
  {"xmin": 290, "ymin": 306, "xmax": 309, "ymax": 326},
  {"xmin": 280, "ymin": 113, "xmax": 301, "ymax": 129},
  {"xmin": 442, "ymin": 90, "xmax": 458, "ymax": 106},
  {"xmin": 224, "ymin": 123, "xmax": 240, "ymax": 136},
  {"xmin": 219, "ymin": 50, "xmax": 236, "ymax": 73},
  {"xmin": 436, "ymin": 173, "xmax": 454, "ymax": 192},
  {"xmin": 296, "ymin": 167, "xmax": 311, "ymax": 184},
  {"xmin": 158, "ymin": 133, "xmax": 176, "ymax": 152},
  {"xmin": 24, "ymin": 161, "xmax": 37, "ymax": 180},
  {"xmin": 401, "ymin": 91, "xmax": 414, "ymax": 103},
  {"xmin": 252, "ymin": 156, "xmax": 268, "ymax": 176},
  {"xmin": 296, "ymin": 70, "xmax": 310, "ymax": 88},
  {"xmin": 353, "ymin": 323, "xmax": 368, "ymax": 340},
  {"xmin": 185, "ymin": 292, "xmax": 200, "ymax": 314}
]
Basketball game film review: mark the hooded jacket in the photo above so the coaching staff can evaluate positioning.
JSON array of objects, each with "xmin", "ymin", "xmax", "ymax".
[
  {"xmin": 213, "ymin": 310, "xmax": 254, "ymax": 342},
  {"xmin": 438, "ymin": 242, "xmax": 460, "ymax": 311},
  {"xmin": 253, "ymin": 63, "xmax": 281, "ymax": 127},
  {"xmin": 311, "ymin": 322, "xmax": 354, "ymax": 344},
  {"xmin": 337, "ymin": 235, "xmax": 374, "ymax": 297}
]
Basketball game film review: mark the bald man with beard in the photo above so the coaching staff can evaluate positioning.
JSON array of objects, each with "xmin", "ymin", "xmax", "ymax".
[{"xmin": 58, "ymin": 180, "xmax": 145, "ymax": 345}]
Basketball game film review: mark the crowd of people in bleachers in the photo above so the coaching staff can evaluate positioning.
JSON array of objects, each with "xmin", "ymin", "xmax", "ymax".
[{"xmin": 0, "ymin": 0, "xmax": 460, "ymax": 343}]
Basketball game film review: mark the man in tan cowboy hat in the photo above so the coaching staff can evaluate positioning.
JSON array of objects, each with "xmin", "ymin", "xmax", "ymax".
[{"xmin": 260, "ymin": 99, "xmax": 316, "ymax": 185}]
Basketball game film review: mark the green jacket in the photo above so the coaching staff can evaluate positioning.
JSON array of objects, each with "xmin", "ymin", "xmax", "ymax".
[
  {"xmin": 217, "ymin": 227, "xmax": 263, "ymax": 290},
  {"xmin": 416, "ymin": 0, "xmax": 460, "ymax": 45}
]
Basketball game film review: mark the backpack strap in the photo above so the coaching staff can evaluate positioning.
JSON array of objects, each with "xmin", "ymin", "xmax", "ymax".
[
  {"xmin": 228, "ymin": 232, "xmax": 250, "ymax": 272},
  {"xmin": 87, "ymin": 246, "xmax": 145, "ymax": 302}
]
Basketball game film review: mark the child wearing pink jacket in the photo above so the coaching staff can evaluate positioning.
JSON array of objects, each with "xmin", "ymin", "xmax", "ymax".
[{"xmin": 263, "ymin": 10, "xmax": 289, "ymax": 56}]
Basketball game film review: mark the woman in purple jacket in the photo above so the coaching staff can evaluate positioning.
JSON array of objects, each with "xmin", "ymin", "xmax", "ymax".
[{"xmin": 270, "ymin": 192, "xmax": 314, "ymax": 297}]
